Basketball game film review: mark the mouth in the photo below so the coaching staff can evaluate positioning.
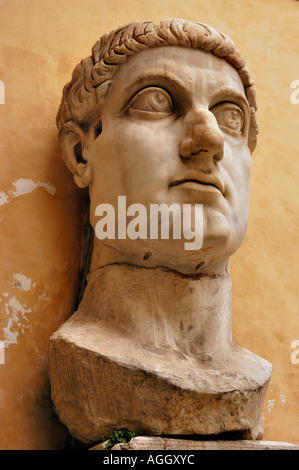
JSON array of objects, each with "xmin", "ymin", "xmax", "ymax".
[{"xmin": 169, "ymin": 174, "xmax": 224, "ymax": 195}]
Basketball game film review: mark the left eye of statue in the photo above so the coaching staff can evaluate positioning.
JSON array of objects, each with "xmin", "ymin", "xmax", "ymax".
[
  {"xmin": 211, "ymin": 102, "xmax": 244, "ymax": 136},
  {"xmin": 129, "ymin": 87, "xmax": 174, "ymax": 117}
]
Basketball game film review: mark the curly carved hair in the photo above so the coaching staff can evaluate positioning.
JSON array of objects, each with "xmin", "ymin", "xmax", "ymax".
[{"xmin": 57, "ymin": 18, "xmax": 259, "ymax": 152}]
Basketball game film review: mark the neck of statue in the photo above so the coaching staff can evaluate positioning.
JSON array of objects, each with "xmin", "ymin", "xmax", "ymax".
[{"xmin": 79, "ymin": 249, "xmax": 235, "ymax": 356}]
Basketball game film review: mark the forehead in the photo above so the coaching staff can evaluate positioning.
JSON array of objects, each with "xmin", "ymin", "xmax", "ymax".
[{"xmin": 108, "ymin": 46, "xmax": 246, "ymax": 105}]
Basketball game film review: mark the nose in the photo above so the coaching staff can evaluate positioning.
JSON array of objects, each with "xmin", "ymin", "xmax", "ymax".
[{"xmin": 179, "ymin": 107, "xmax": 224, "ymax": 161}]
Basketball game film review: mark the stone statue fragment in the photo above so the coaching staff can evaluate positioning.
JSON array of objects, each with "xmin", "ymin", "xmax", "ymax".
[{"xmin": 49, "ymin": 18, "xmax": 272, "ymax": 445}]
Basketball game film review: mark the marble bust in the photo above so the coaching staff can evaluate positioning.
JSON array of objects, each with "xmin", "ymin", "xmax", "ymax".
[{"xmin": 49, "ymin": 18, "xmax": 272, "ymax": 445}]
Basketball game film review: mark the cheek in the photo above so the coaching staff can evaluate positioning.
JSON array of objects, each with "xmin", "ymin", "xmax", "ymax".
[
  {"xmin": 119, "ymin": 117, "xmax": 178, "ymax": 153},
  {"xmin": 223, "ymin": 140, "xmax": 251, "ymax": 230},
  {"xmin": 89, "ymin": 118, "xmax": 180, "ymax": 210},
  {"xmin": 103, "ymin": 117, "xmax": 179, "ymax": 178},
  {"xmin": 223, "ymin": 139, "xmax": 251, "ymax": 200}
]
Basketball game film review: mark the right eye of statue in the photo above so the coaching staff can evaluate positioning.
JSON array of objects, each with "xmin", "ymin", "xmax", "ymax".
[{"xmin": 128, "ymin": 87, "xmax": 174, "ymax": 119}]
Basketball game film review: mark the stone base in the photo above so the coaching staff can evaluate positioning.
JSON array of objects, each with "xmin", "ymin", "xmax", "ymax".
[
  {"xmin": 91, "ymin": 436, "xmax": 299, "ymax": 451},
  {"xmin": 49, "ymin": 318, "xmax": 272, "ymax": 445}
]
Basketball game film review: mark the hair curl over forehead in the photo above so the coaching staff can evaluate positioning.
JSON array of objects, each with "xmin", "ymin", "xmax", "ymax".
[{"xmin": 57, "ymin": 18, "xmax": 258, "ymax": 152}]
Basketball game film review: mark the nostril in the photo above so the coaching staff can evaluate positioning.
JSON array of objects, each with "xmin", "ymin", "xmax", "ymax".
[
  {"xmin": 179, "ymin": 138, "xmax": 211, "ymax": 159},
  {"xmin": 191, "ymin": 148, "xmax": 209, "ymax": 156}
]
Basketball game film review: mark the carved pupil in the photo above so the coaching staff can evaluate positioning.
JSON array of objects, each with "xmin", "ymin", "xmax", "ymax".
[
  {"xmin": 148, "ymin": 93, "xmax": 170, "ymax": 112},
  {"xmin": 223, "ymin": 109, "xmax": 242, "ymax": 131},
  {"xmin": 132, "ymin": 90, "xmax": 172, "ymax": 113}
]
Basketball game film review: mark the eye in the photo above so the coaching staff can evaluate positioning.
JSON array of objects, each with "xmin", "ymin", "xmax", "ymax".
[
  {"xmin": 128, "ymin": 87, "xmax": 174, "ymax": 119},
  {"xmin": 211, "ymin": 102, "xmax": 244, "ymax": 136}
]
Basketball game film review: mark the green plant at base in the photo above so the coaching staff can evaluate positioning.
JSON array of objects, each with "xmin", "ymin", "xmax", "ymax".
[{"xmin": 102, "ymin": 428, "xmax": 139, "ymax": 450}]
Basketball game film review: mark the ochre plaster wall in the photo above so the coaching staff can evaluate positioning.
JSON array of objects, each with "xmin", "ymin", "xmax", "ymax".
[{"xmin": 0, "ymin": 0, "xmax": 298, "ymax": 449}]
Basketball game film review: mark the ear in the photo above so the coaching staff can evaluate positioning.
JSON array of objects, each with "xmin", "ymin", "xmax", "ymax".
[{"xmin": 58, "ymin": 122, "xmax": 94, "ymax": 188}]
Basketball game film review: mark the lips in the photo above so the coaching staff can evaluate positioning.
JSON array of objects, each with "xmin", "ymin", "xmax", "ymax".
[{"xmin": 169, "ymin": 173, "xmax": 224, "ymax": 195}]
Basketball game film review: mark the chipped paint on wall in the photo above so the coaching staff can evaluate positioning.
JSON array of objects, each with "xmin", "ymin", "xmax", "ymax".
[
  {"xmin": 0, "ymin": 342, "xmax": 4, "ymax": 364},
  {"xmin": 280, "ymin": 392, "xmax": 287, "ymax": 405},
  {"xmin": 2, "ymin": 296, "xmax": 34, "ymax": 348},
  {"xmin": 0, "ymin": 193, "xmax": 9, "ymax": 206},
  {"xmin": 38, "ymin": 292, "xmax": 49, "ymax": 301},
  {"xmin": 12, "ymin": 273, "xmax": 36, "ymax": 291},
  {"xmin": 1, "ymin": 274, "xmax": 39, "ymax": 352},
  {"xmin": 0, "ymin": 178, "xmax": 56, "ymax": 207},
  {"xmin": 267, "ymin": 399, "xmax": 275, "ymax": 414}
]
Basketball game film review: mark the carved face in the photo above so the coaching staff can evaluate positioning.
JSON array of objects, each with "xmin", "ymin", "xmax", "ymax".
[{"xmin": 85, "ymin": 46, "xmax": 252, "ymax": 273}]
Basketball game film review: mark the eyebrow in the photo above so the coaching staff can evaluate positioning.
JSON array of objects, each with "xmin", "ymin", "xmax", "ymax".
[
  {"xmin": 210, "ymin": 86, "xmax": 250, "ymax": 110},
  {"xmin": 121, "ymin": 70, "xmax": 189, "ymax": 99}
]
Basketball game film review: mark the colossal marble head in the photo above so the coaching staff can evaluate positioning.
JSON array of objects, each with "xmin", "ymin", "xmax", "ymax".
[
  {"xmin": 50, "ymin": 20, "xmax": 273, "ymax": 444},
  {"xmin": 57, "ymin": 19, "xmax": 259, "ymax": 275}
]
